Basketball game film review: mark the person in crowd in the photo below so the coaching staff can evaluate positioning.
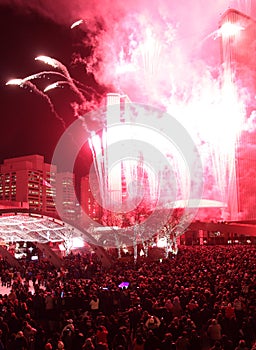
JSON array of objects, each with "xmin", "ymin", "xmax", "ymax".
[
  {"xmin": 208, "ymin": 319, "xmax": 222, "ymax": 344},
  {"xmin": 131, "ymin": 333, "xmax": 145, "ymax": 350},
  {"xmin": 235, "ymin": 339, "xmax": 249, "ymax": 350},
  {"xmin": 160, "ymin": 332, "xmax": 175, "ymax": 350},
  {"xmin": 95, "ymin": 326, "xmax": 108, "ymax": 346},
  {"xmin": 57, "ymin": 340, "xmax": 65, "ymax": 350},
  {"xmin": 82, "ymin": 337, "xmax": 95, "ymax": 350},
  {"xmin": 0, "ymin": 246, "xmax": 254, "ymax": 350},
  {"xmin": 145, "ymin": 315, "xmax": 161, "ymax": 330}
]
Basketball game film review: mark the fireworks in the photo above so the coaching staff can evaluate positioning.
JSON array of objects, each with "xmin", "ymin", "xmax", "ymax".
[
  {"xmin": 44, "ymin": 81, "xmax": 67, "ymax": 92},
  {"xmin": 6, "ymin": 1, "xmax": 256, "ymax": 224},
  {"xmin": 6, "ymin": 77, "xmax": 67, "ymax": 129},
  {"xmin": 6, "ymin": 79, "xmax": 24, "ymax": 86},
  {"xmin": 216, "ymin": 21, "xmax": 245, "ymax": 39},
  {"xmin": 71, "ymin": 19, "xmax": 84, "ymax": 29},
  {"xmin": 35, "ymin": 55, "xmax": 59, "ymax": 68}
]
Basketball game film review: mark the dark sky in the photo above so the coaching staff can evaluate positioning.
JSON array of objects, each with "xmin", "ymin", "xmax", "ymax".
[{"xmin": 0, "ymin": 4, "xmax": 101, "ymax": 170}]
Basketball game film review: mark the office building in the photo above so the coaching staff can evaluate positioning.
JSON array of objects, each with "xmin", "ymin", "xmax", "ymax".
[
  {"xmin": 0, "ymin": 155, "xmax": 56, "ymax": 214},
  {"xmin": 56, "ymin": 172, "xmax": 80, "ymax": 222},
  {"xmin": 80, "ymin": 175, "xmax": 102, "ymax": 222}
]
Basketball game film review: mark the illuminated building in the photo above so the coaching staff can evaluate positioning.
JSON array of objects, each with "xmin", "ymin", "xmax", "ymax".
[
  {"xmin": 80, "ymin": 175, "xmax": 102, "ymax": 222},
  {"xmin": 82, "ymin": 92, "xmax": 129, "ymax": 223},
  {"xmin": 105, "ymin": 93, "xmax": 132, "ymax": 210},
  {"xmin": 219, "ymin": 8, "xmax": 256, "ymax": 85},
  {"xmin": 0, "ymin": 155, "xmax": 56, "ymax": 214},
  {"xmin": 56, "ymin": 172, "xmax": 80, "ymax": 222}
]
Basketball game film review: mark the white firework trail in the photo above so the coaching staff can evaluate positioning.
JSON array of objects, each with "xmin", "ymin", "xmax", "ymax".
[
  {"xmin": 44, "ymin": 81, "xmax": 92, "ymax": 100},
  {"xmin": 23, "ymin": 71, "xmax": 67, "ymax": 82},
  {"xmin": 23, "ymin": 70, "xmax": 101, "ymax": 101},
  {"xmin": 44, "ymin": 81, "xmax": 67, "ymax": 92},
  {"xmin": 71, "ymin": 19, "xmax": 84, "ymax": 29},
  {"xmin": 35, "ymin": 56, "xmax": 86, "ymax": 104},
  {"xmin": 6, "ymin": 78, "xmax": 66, "ymax": 129}
]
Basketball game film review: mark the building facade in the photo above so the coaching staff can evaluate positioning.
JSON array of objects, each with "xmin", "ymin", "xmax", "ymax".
[
  {"xmin": 80, "ymin": 175, "xmax": 102, "ymax": 222},
  {"xmin": 0, "ymin": 155, "xmax": 56, "ymax": 215},
  {"xmin": 56, "ymin": 172, "xmax": 80, "ymax": 222}
]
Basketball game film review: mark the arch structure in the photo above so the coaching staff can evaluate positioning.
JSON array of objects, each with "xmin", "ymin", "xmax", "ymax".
[{"xmin": 0, "ymin": 209, "xmax": 112, "ymax": 268}]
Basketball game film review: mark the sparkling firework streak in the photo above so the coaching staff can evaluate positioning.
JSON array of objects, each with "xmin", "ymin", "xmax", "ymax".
[
  {"xmin": 6, "ymin": 79, "xmax": 23, "ymax": 86},
  {"xmin": 44, "ymin": 80, "xmax": 92, "ymax": 100},
  {"xmin": 35, "ymin": 55, "xmax": 86, "ymax": 104},
  {"xmin": 44, "ymin": 81, "xmax": 67, "ymax": 92},
  {"xmin": 6, "ymin": 78, "xmax": 66, "ymax": 129},
  {"xmin": 205, "ymin": 22, "xmax": 245, "ymax": 41},
  {"xmin": 71, "ymin": 19, "xmax": 84, "ymax": 29},
  {"xmin": 35, "ymin": 55, "xmax": 59, "ymax": 68},
  {"xmin": 23, "ymin": 71, "xmax": 67, "ymax": 81},
  {"xmin": 22, "ymin": 70, "xmax": 101, "ymax": 99},
  {"xmin": 214, "ymin": 22, "xmax": 245, "ymax": 39}
]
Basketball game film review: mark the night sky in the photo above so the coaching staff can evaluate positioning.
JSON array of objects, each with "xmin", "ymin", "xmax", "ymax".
[
  {"xmin": 0, "ymin": 0, "xmax": 241, "ymax": 168},
  {"xmin": 0, "ymin": 3, "xmax": 104, "ymax": 173},
  {"xmin": 1, "ymin": 0, "xmax": 256, "ymax": 219}
]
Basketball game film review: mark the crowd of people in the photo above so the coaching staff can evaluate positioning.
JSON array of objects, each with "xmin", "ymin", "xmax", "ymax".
[{"xmin": 0, "ymin": 245, "xmax": 255, "ymax": 350}]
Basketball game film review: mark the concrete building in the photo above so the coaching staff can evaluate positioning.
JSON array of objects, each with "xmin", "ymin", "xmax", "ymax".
[
  {"xmin": 0, "ymin": 155, "xmax": 56, "ymax": 215},
  {"xmin": 80, "ymin": 175, "xmax": 102, "ymax": 222},
  {"xmin": 56, "ymin": 172, "xmax": 80, "ymax": 222}
]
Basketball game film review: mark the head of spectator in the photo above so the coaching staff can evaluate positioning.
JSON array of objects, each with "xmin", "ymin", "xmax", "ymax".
[{"xmin": 57, "ymin": 340, "xmax": 65, "ymax": 349}]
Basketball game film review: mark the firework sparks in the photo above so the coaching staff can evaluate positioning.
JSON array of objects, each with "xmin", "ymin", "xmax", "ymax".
[
  {"xmin": 216, "ymin": 22, "xmax": 244, "ymax": 39},
  {"xmin": 6, "ymin": 0, "xmax": 255, "ymax": 222},
  {"xmin": 6, "ymin": 79, "xmax": 24, "ymax": 86},
  {"xmin": 23, "ymin": 71, "xmax": 67, "ymax": 82},
  {"xmin": 44, "ymin": 81, "xmax": 66, "ymax": 92},
  {"xmin": 35, "ymin": 55, "xmax": 59, "ymax": 68},
  {"xmin": 6, "ymin": 77, "xmax": 66, "ymax": 129},
  {"xmin": 71, "ymin": 19, "xmax": 84, "ymax": 29},
  {"xmin": 35, "ymin": 55, "xmax": 86, "ymax": 104}
]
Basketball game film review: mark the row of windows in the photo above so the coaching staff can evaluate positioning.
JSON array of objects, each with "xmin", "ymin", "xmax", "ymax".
[{"xmin": 28, "ymin": 190, "xmax": 41, "ymax": 196}]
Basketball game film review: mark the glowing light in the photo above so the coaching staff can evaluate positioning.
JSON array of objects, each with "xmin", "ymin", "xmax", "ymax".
[
  {"xmin": 58, "ymin": 243, "xmax": 66, "ymax": 251},
  {"xmin": 6, "ymin": 75, "xmax": 67, "ymax": 129},
  {"xmin": 71, "ymin": 19, "xmax": 83, "ymax": 29},
  {"xmin": 157, "ymin": 237, "xmax": 167, "ymax": 248},
  {"xmin": 217, "ymin": 22, "xmax": 244, "ymax": 38},
  {"xmin": 139, "ymin": 249, "xmax": 144, "ymax": 256},
  {"xmin": 72, "ymin": 237, "xmax": 84, "ymax": 248},
  {"xmin": 35, "ymin": 55, "xmax": 59, "ymax": 68},
  {"xmin": 140, "ymin": 27, "xmax": 162, "ymax": 76},
  {"xmin": 6, "ymin": 79, "xmax": 23, "ymax": 86},
  {"xmin": 35, "ymin": 55, "xmax": 86, "ymax": 105},
  {"xmin": 44, "ymin": 81, "xmax": 66, "ymax": 92},
  {"xmin": 122, "ymin": 245, "xmax": 129, "ymax": 254}
]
